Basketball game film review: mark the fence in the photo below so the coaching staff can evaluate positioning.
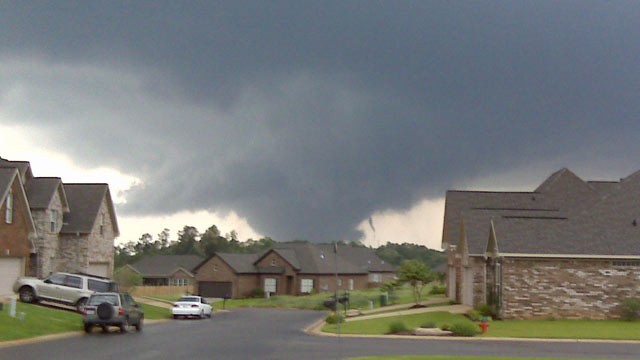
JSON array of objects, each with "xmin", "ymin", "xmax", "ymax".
[{"xmin": 127, "ymin": 285, "xmax": 195, "ymax": 297}]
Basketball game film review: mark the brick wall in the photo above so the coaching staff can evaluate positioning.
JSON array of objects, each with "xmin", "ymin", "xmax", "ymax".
[{"xmin": 501, "ymin": 257, "xmax": 640, "ymax": 319}]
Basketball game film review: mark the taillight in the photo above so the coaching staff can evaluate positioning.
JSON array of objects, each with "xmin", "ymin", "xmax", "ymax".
[
  {"xmin": 191, "ymin": 304, "xmax": 199, "ymax": 308},
  {"xmin": 118, "ymin": 307, "xmax": 124, "ymax": 316},
  {"xmin": 173, "ymin": 303, "xmax": 179, "ymax": 308}
]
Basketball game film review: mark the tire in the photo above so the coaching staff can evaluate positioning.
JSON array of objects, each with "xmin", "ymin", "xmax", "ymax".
[
  {"xmin": 101, "ymin": 325, "xmax": 108, "ymax": 333},
  {"xmin": 200, "ymin": 310, "xmax": 205, "ymax": 319},
  {"xmin": 84, "ymin": 324, "xmax": 93, "ymax": 333},
  {"xmin": 18, "ymin": 286, "xmax": 36, "ymax": 303},
  {"xmin": 97, "ymin": 302, "xmax": 114, "ymax": 320},
  {"xmin": 75, "ymin": 298, "xmax": 88, "ymax": 313},
  {"xmin": 173, "ymin": 315, "xmax": 178, "ymax": 319},
  {"xmin": 135, "ymin": 317, "xmax": 143, "ymax": 332},
  {"xmin": 120, "ymin": 318, "xmax": 129, "ymax": 333}
]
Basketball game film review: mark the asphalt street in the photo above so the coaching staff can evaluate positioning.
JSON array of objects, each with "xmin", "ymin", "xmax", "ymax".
[{"xmin": 2, "ymin": 308, "xmax": 639, "ymax": 360}]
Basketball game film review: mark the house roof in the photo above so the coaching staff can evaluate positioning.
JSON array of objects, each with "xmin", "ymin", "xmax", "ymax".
[
  {"xmin": 445, "ymin": 168, "xmax": 640, "ymax": 259},
  {"xmin": 0, "ymin": 167, "xmax": 37, "ymax": 238},
  {"xmin": 0, "ymin": 157, "xmax": 33, "ymax": 184},
  {"xmin": 24, "ymin": 177, "xmax": 70, "ymax": 211},
  {"xmin": 130, "ymin": 255, "xmax": 204, "ymax": 277},
  {"xmin": 197, "ymin": 243, "xmax": 395, "ymax": 276},
  {"xmin": 61, "ymin": 183, "xmax": 120, "ymax": 236}
]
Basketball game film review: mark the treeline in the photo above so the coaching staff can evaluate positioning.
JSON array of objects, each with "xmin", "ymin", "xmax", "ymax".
[{"xmin": 114, "ymin": 224, "xmax": 446, "ymax": 271}]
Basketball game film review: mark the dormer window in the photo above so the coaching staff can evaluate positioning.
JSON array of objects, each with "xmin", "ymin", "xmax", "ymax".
[
  {"xmin": 5, "ymin": 190, "xmax": 13, "ymax": 224},
  {"xmin": 49, "ymin": 210, "xmax": 58, "ymax": 232}
]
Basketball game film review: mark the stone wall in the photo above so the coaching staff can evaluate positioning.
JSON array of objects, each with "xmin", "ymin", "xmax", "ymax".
[
  {"xmin": 86, "ymin": 199, "xmax": 115, "ymax": 277},
  {"xmin": 30, "ymin": 192, "xmax": 64, "ymax": 277},
  {"xmin": 501, "ymin": 257, "xmax": 640, "ymax": 319}
]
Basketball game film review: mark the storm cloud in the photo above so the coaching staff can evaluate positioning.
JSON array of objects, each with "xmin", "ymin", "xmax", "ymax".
[{"xmin": 2, "ymin": 2, "xmax": 639, "ymax": 242}]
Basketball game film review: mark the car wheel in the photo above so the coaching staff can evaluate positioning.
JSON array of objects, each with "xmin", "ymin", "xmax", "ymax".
[
  {"xmin": 84, "ymin": 324, "xmax": 93, "ymax": 333},
  {"xmin": 75, "ymin": 298, "xmax": 88, "ymax": 313},
  {"xmin": 173, "ymin": 314, "xmax": 178, "ymax": 319},
  {"xmin": 97, "ymin": 302, "xmax": 114, "ymax": 320},
  {"xmin": 120, "ymin": 318, "xmax": 129, "ymax": 333},
  {"xmin": 101, "ymin": 325, "xmax": 108, "ymax": 333},
  {"xmin": 135, "ymin": 318, "xmax": 143, "ymax": 332},
  {"xmin": 18, "ymin": 286, "xmax": 36, "ymax": 303},
  {"xmin": 200, "ymin": 310, "xmax": 205, "ymax": 319}
]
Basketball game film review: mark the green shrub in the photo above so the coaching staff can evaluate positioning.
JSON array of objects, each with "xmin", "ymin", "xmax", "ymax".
[
  {"xmin": 387, "ymin": 320, "xmax": 410, "ymax": 334},
  {"xmin": 429, "ymin": 285, "xmax": 446, "ymax": 295},
  {"xmin": 325, "ymin": 313, "xmax": 344, "ymax": 324},
  {"xmin": 420, "ymin": 321, "xmax": 437, "ymax": 329},
  {"xmin": 465, "ymin": 310, "xmax": 481, "ymax": 321},
  {"xmin": 251, "ymin": 287, "xmax": 265, "ymax": 298},
  {"xmin": 621, "ymin": 298, "xmax": 640, "ymax": 321},
  {"xmin": 449, "ymin": 322, "xmax": 480, "ymax": 337},
  {"xmin": 476, "ymin": 303, "xmax": 496, "ymax": 317},
  {"xmin": 439, "ymin": 323, "xmax": 451, "ymax": 331}
]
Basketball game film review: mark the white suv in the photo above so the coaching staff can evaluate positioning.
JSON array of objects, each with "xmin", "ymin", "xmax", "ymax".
[{"xmin": 13, "ymin": 272, "xmax": 117, "ymax": 312}]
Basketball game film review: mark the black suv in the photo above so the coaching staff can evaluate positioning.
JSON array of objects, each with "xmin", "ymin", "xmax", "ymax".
[{"xmin": 82, "ymin": 292, "xmax": 144, "ymax": 333}]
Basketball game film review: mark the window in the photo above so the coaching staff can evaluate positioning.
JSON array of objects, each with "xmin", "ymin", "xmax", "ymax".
[
  {"xmin": 5, "ymin": 190, "xmax": 13, "ymax": 224},
  {"xmin": 337, "ymin": 278, "xmax": 342, "ymax": 287},
  {"xmin": 270, "ymin": 258, "xmax": 276, "ymax": 266},
  {"xmin": 300, "ymin": 279, "xmax": 313, "ymax": 293},
  {"xmin": 88, "ymin": 279, "xmax": 114, "ymax": 292},
  {"xmin": 369, "ymin": 273, "xmax": 381, "ymax": 283},
  {"xmin": 613, "ymin": 261, "xmax": 640, "ymax": 267},
  {"xmin": 50, "ymin": 210, "xmax": 58, "ymax": 232},
  {"xmin": 264, "ymin": 278, "xmax": 277, "ymax": 293},
  {"xmin": 99, "ymin": 213, "xmax": 105, "ymax": 235},
  {"xmin": 46, "ymin": 273, "xmax": 66, "ymax": 286},
  {"xmin": 348, "ymin": 279, "xmax": 354, "ymax": 291},
  {"xmin": 65, "ymin": 275, "xmax": 82, "ymax": 289}
]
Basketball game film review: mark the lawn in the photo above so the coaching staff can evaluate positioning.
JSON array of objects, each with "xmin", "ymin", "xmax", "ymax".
[
  {"xmin": 0, "ymin": 301, "xmax": 170, "ymax": 342},
  {"xmin": 323, "ymin": 311, "xmax": 474, "ymax": 335},
  {"xmin": 349, "ymin": 357, "xmax": 619, "ymax": 360},
  {"xmin": 321, "ymin": 310, "xmax": 640, "ymax": 340}
]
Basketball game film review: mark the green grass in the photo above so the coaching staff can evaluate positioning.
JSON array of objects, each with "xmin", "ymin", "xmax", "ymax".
[
  {"xmin": 349, "ymin": 357, "xmax": 619, "ymax": 360},
  {"xmin": 482, "ymin": 319, "xmax": 640, "ymax": 340},
  {"xmin": 323, "ymin": 311, "xmax": 473, "ymax": 335},
  {"xmin": 0, "ymin": 301, "xmax": 170, "ymax": 342},
  {"xmin": 322, "ymin": 310, "xmax": 640, "ymax": 340},
  {"xmin": 0, "ymin": 302, "xmax": 81, "ymax": 341}
]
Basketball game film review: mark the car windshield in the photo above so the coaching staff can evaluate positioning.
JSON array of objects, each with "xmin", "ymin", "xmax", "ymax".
[
  {"xmin": 88, "ymin": 294, "xmax": 119, "ymax": 306},
  {"xmin": 177, "ymin": 297, "xmax": 200, "ymax": 302}
]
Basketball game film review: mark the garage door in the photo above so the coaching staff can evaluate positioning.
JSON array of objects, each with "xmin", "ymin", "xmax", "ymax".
[
  {"xmin": 198, "ymin": 281, "xmax": 232, "ymax": 298},
  {"xmin": 88, "ymin": 263, "xmax": 110, "ymax": 278},
  {"xmin": 0, "ymin": 258, "xmax": 24, "ymax": 296}
]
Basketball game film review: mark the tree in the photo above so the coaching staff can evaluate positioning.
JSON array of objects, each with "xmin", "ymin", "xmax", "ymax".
[{"xmin": 397, "ymin": 259, "xmax": 434, "ymax": 305}]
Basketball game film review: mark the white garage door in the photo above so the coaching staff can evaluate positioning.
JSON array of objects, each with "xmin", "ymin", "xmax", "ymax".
[
  {"xmin": 88, "ymin": 263, "xmax": 110, "ymax": 278},
  {"xmin": 0, "ymin": 258, "xmax": 23, "ymax": 296}
]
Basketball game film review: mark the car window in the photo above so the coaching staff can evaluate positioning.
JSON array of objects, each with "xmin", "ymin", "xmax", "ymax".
[
  {"xmin": 178, "ymin": 297, "xmax": 199, "ymax": 302},
  {"xmin": 201, "ymin": 298, "xmax": 208, "ymax": 304},
  {"xmin": 88, "ymin": 279, "xmax": 113, "ymax": 292},
  {"xmin": 46, "ymin": 273, "xmax": 66, "ymax": 285},
  {"xmin": 123, "ymin": 294, "xmax": 136, "ymax": 306},
  {"xmin": 65, "ymin": 275, "xmax": 82, "ymax": 289},
  {"xmin": 88, "ymin": 294, "xmax": 118, "ymax": 306}
]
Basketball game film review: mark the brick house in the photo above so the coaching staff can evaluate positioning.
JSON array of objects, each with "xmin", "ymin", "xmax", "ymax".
[
  {"xmin": 0, "ymin": 167, "xmax": 37, "ymax": 296},
  {"xmin": 120, "ymin": 254, "xmax": 203, "ymax": 286},
  {"xmin": 194, "ymin": 243, "xmax": 396, "ymax": 298},
  {"xmin": 0, "ymin": 157, "xmax": 119, "ymax": 293},
  {"xmin": 442, "ymin": 168, "xmax": 640, "ymax": 319}
]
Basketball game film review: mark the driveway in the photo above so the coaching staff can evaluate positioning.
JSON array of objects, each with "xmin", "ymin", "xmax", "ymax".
[{"xmin": 1, "ymin": 308, "xmax": 640, "ymax": 360}]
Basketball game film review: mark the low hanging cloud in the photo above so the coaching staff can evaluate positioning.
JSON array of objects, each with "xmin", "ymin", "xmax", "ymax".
[{"xmin": 2, "ymin": 2, "xmax": 640, "ymax": 243}]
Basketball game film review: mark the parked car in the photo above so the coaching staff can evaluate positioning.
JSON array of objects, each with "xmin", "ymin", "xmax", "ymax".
[
  {"xmin": 13, "ymin": 272, "xmax": 117, "ymax": 312},
  {"xmin": 171, "ymin": 296, "xmax": 213, "ymax": 319},
  {"xmin": 82, "ymin": 292, "xmax": 144, "ymax": 333}
]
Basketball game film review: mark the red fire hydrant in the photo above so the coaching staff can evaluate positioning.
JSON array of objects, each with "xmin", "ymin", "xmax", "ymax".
[{"xmin": 479, "ymin": 319, "xmax": 489, "ymax": 334}]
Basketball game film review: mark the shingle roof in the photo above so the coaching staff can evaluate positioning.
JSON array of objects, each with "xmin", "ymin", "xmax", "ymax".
[
  {"xmin": 217, "ymin": 253, "xmax": 262, "ymax": 273},
  {"xmin": 0, "ymin": 158, "xmax": 33, "ymax": 183},
  {"xmin": 445, "ymin": 168, "xmax": 640, "ymax": 258},
  {"xmin": 24, "ymin": 177, "xmax": 69, "ymax": 211},
  {"xmin": 61, "ymin": 183, "xmax": 119, "ymax": 236},
  {"xmin": 131, "ymin": 255, "xmax": 204, "ymax": 276}
]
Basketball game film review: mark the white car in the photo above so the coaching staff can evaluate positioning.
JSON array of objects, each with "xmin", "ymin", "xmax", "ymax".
[{"xmin": 171, "ymin": 296, "xmax": 213, "ymax": 319}]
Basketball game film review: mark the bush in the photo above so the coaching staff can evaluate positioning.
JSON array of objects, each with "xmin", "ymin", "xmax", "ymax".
[
  {"xmin": 449, "ymin": 322, "xmax": 480, "ymax": 337},
  {"xmin": 325, "ymin": 313, "xmax": 344, "ymax": 324},
  {"xmin": 476, "ymin": 303, "xmax": 496, "ymax": 318},
  {"xmin": 420, "ymin": 321, "xmax": 437, "ymax": 329},
  {"xmin": 621, "ymin": 298, "xmax": 640, "ymax": 321},
  {"xmin": 465, "ymin": 310, "xmax": 482, "ymax": 322},
  {"xmin": 251, "ymin": 287, "xmax": 265, "ymax": 298},
  {"xmin": 429, "ymin": 285, "xmax": 446, "ymax": 295},
  {"xmin": 387, "ymin": 320, "xmax": 410, "ymax": 334}
]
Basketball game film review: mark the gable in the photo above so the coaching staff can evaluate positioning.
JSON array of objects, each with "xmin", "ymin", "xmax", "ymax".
[
  {"xmin": 61, "ymin": 184, "xmax": 119, "ymax": 236},
  {"xmin": 0, "ymin": 168, "xmax": 37, "ymax": 252},
  {"xmin": 25, "ymin": 177, "xmax": 70, "ymax": 212}
]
